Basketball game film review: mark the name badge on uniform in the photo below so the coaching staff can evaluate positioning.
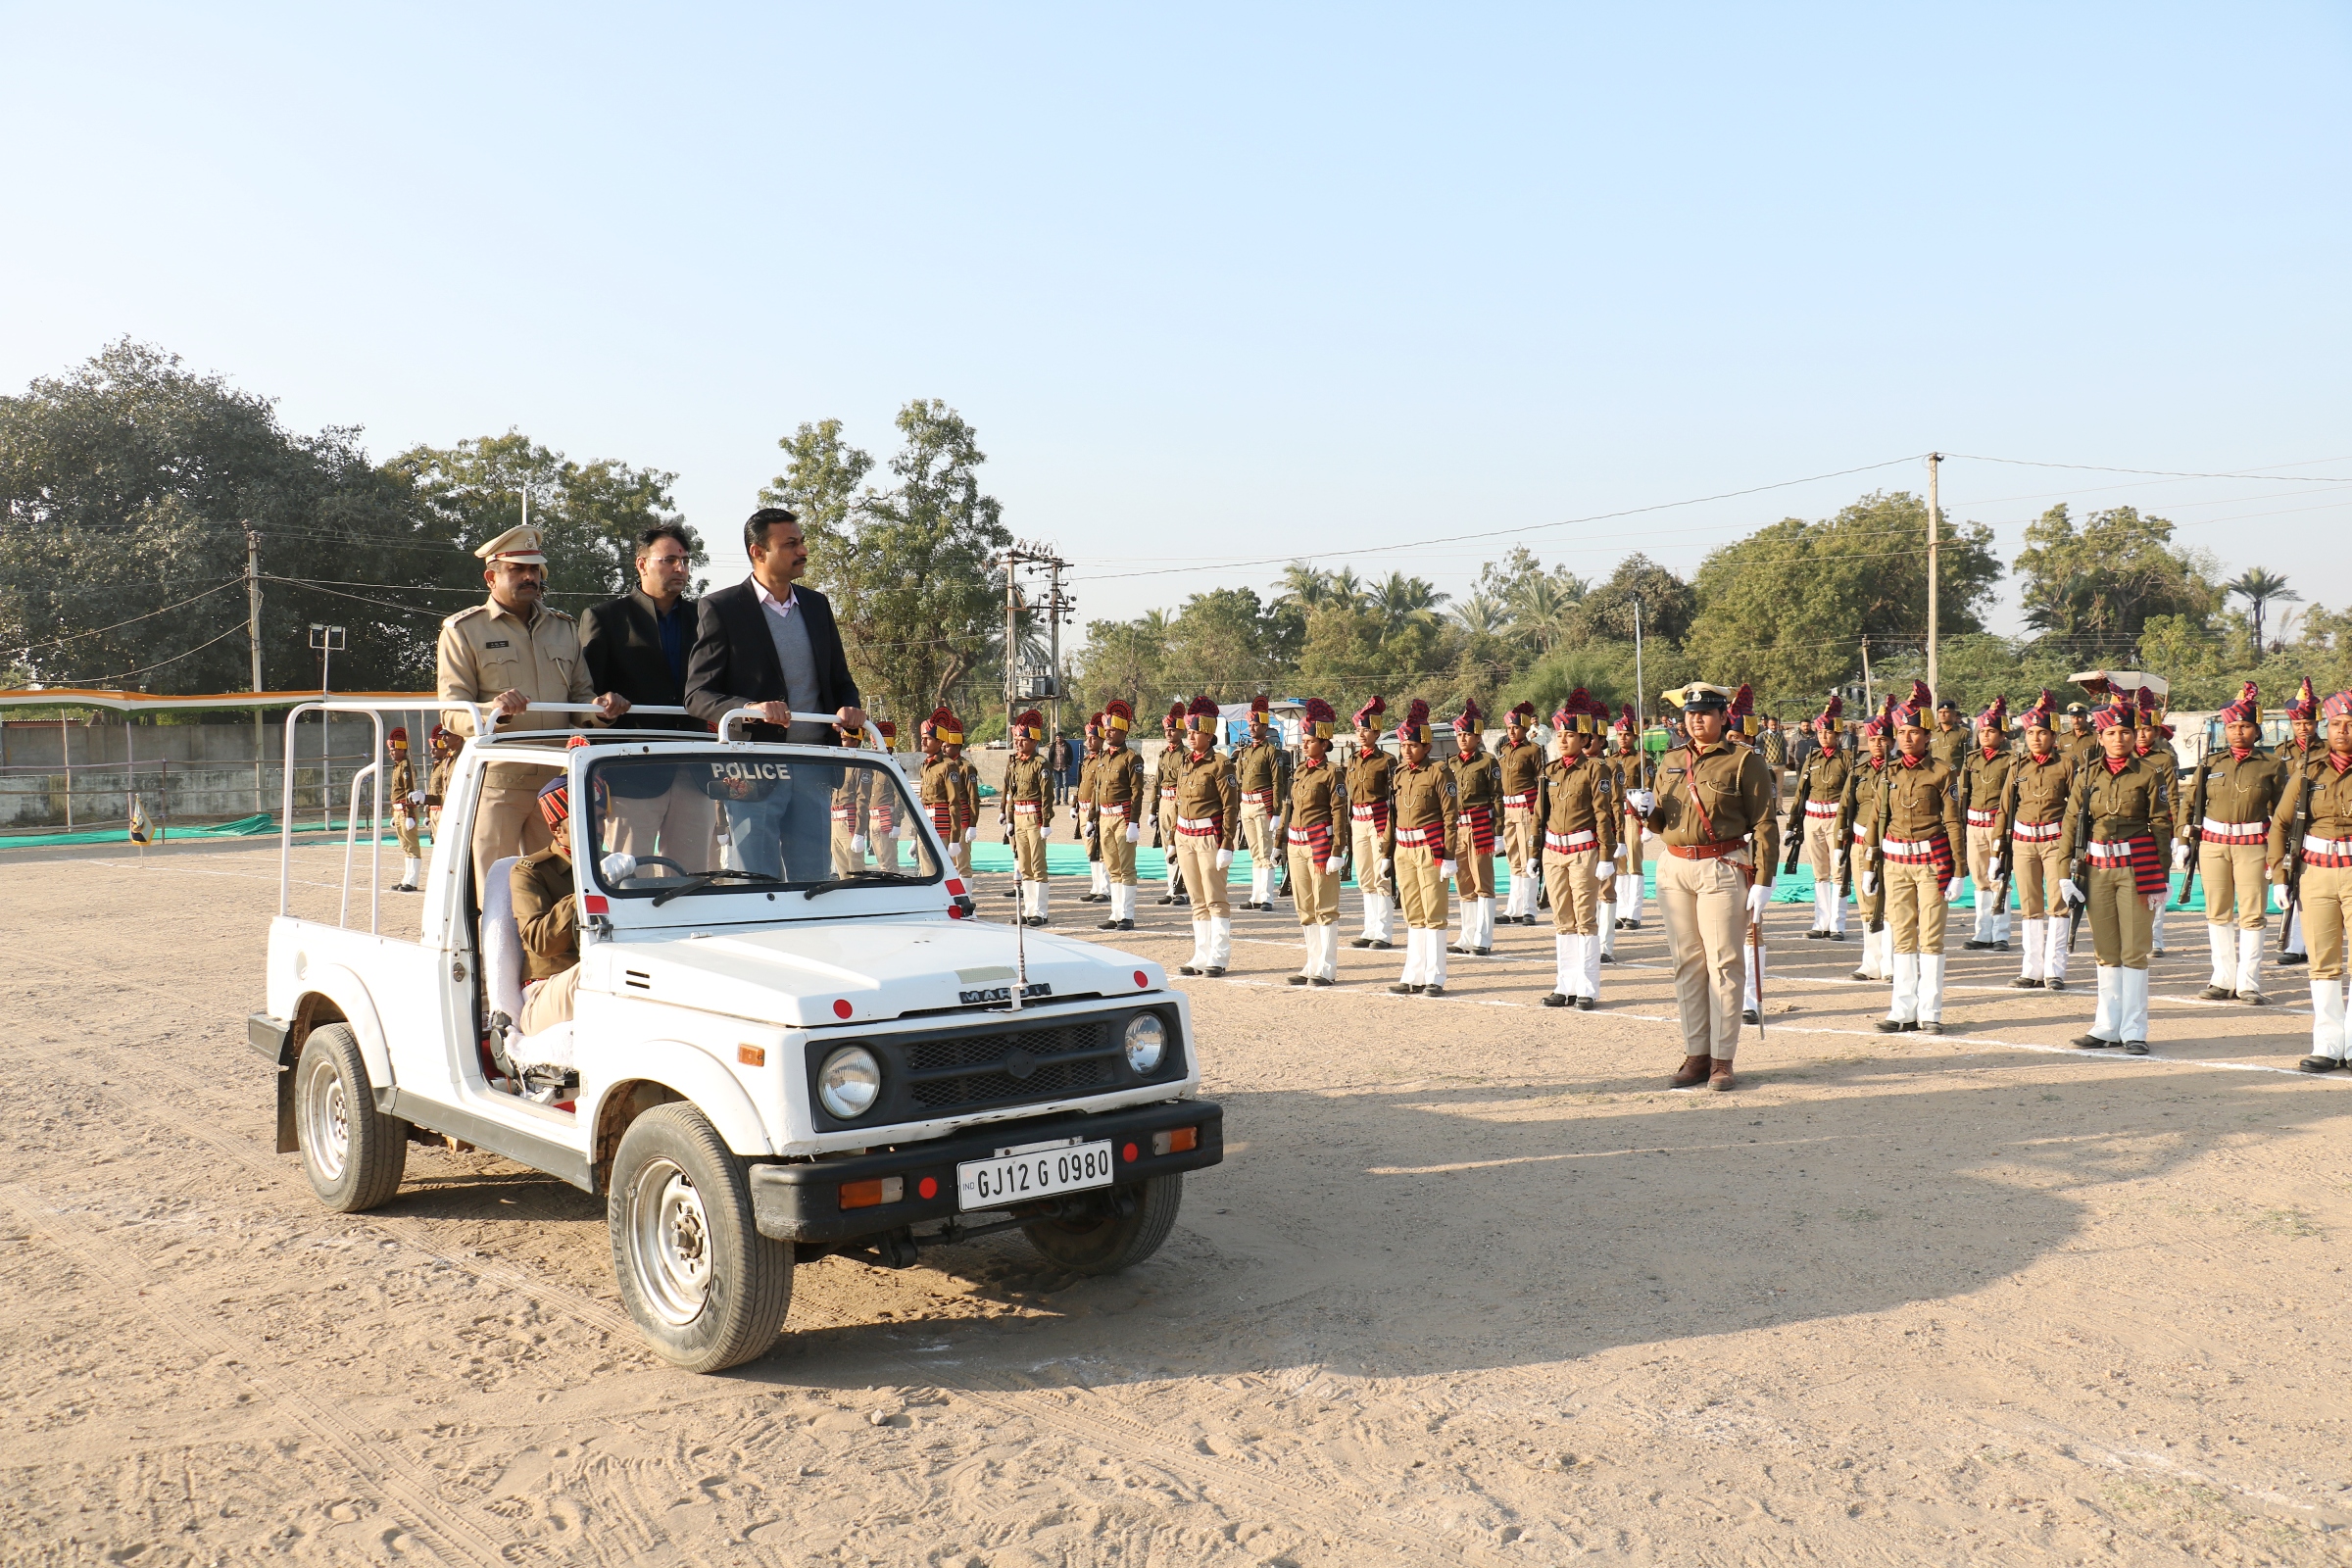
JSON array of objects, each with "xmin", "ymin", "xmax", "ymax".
[
  {"xmin": 483, "ymin": 639, "xmax": 511, "ymax": 650},
  {"xmin": 1665, "ymin": 765, "xmax": 1686, "ymax": 777}
]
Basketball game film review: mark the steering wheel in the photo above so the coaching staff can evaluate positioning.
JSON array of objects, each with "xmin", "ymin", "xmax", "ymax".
[{"xmin": 624, "ymin": 856, "xmax": 693, "ymax": 878}]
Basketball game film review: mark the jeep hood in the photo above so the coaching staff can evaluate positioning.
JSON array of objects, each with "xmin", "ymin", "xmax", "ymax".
[{"xmin": 585, "ymin": 917, "xmax": 1164, "ymax": 1027}]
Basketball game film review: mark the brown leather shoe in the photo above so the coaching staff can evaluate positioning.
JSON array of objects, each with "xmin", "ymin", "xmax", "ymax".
[
  {"xmin": 1670, "ymin": 1054, "xmax": 1711, "ymax": 1088},
  {"xmin": 1709, "ymin": 1058, "xmax": 1737, "ymax": 1092}
]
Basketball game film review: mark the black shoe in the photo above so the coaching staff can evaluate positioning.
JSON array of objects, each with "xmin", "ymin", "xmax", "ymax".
[
  {"xmin": 2279, "ymin": 952, "xmax": 2307, "ymax": 966},
  {"xmin": 2242, "ymin": 991, "xmax": 2268, "ymax": 1005},
  {"xmin": 1002, "ymin": 889, "xmax": 1020, "ymax": 898},
  {"xmin": 1850, "ymin": 969, "xmax": 1872, "ymax": 982},
  {"xmin": 1829, "ymin": 932, "xmax": 1846, "ymax": 942},
  {"xmin": 2152, "ymin": 948, "xmax": 2166, "ymax": 957},
  {"xmin": 1597, "ymin": 952, "xmax": 1616, "ymax": 964},
  {"xmin": 1025, "ymin": 916, "xmax": 1049, "ymax": 927},
  {"xmin": 2011, "ymin": 976, "xmax": 2044, "ymax": 989},
  {"xmin": 2072, "ymin": 1033, "xmax": 2112, "ymax": 1049},
  {"xmin": 1918, "ymin": 1021, "xmax": 1943, "ymax": 1035},
  {"xmin": 1807, "ymin": 930, "xmax": 1829, "ymax": 941},
  {"xmin": 1875, "ymin": 1017, "xmax": 1904, "ymax": 1033},
  {"xmin": 392, "ymin": 882, "xmax": 418, "ymax": 893},
  {"xmin": 1996, "ymin": 940, "xmax": 2011, "ymax": 951},
  {"xmin": 1542, "ymin": 992, "xmax": 1568, "ymax": 1007},
  {"xmin": 1179, "ymin": 963, "xmax": 1203, "ymax": 976},
  {"xmin": 1350, "ymin": 936, "xmax": 1374, "ymax": 949},
  {"xmin": 1287, "ymin": 973, "xmax": 1310, "ymax": 986},
  {"xmin": 2046, "ymin": 977, "xmax": 2067, "ymax": 992},
  {"xmin": 2122, "ymin": 1040, "xmax": 2148, "ymax": 1054},
  {"xmin": 1447, "ymin": 943, "xmax": 1472, "ymax": 955},
  {"xmin": 1742, "ymin": 1008, "xmax": 1760, "ymax": 1025},
  {"xmin": 1574, "ymin": 996, "xmax": 1596, "ymax": 1011},
  {"xmin": 2299, "ymin": 1055, "xmax": 2342, "ymax": 1073},
  {"xmin": 1370, "ymin": 940, "xmax": 1393, "ymax": 951},
  {"xmin": 1964, "ymin": 939, "xmax": 1993, "ymax": 951},
  {"xmin": 1470, "ymin": 947, "xmax": 1492, "ymax": 957},
  {"xmin": 2197, "ymin": 985, "xmax": 2232, "ymax": 1001},
  {"xmin": 1203, "ymin": 967, "xmax": 1225, "ymax": 978},
  {"xmin": 1099, "ymin": 917, "xmax": 1123, "ymax": 930},
  {"xmin": 1422, "ymin": 985, "xmax": 1446, "ymax": 998},
  {"xmin": 1156, "ymin": 895, "xmax": 1176, "ymax": 905},
  {"xmin": 1308, "ymin": 976, "xmax": 1333, "ymax": 987},
  {"xmin": 1389, "ymin": 982, "xmax": 1418, "ymax": 995},
  {"xmin": 1623, "ymin": 920, "xmax": 1642, "ymax": 930},
  {"xmin": 1900, "ymin": 1021, "xmax": 1920, "ymax": 1032}
]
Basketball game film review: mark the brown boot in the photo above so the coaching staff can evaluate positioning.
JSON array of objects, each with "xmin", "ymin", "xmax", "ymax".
[
  {"xmin": 1709, "ymin": 1058, "xmax": 1738, "ymax": 1092},
  {"xmin": 1670, "ymin": 1054, "xmax": 1711, "ymax": 1088}
]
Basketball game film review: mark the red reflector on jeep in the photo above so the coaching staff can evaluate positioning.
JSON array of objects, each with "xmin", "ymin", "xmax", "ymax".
[
  {"xmin": 1122, "ymin": 1142, "xmax": 1140, "ymax": 1163},
  {"xmin": 583, "ymin": 895, "xmax": 609, "ymax": 914},
  {"xmin": 917, "ymin": 1176, "xmax": 939, "ymax": 1200},
  {"xmin": 832, "ymin": 999, "xmax": 854, "ymax": 1019},
  {"xmin": 839, "ymin": 1178, "xmax": 904, "ymax": 1210},
  {"xmin": 946, "ymin": 878, "xmax": 966, "ymax": 896},
  {"xmin": 1152, "ymin": 1126, "xmax": 1199, "ymax": 1155},
  {"xmin": 1134, "ymin": 969, "xmax": 1149, "ymax": 988}
]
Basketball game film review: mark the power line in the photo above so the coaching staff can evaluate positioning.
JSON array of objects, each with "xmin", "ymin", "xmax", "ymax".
[
  {"xmin": 1943, "ymin": 453, "xmax": 2352, "ymax": 484},
  {"xmin": 9, "ymin": 578, "xmax": 245, "ymax": 654},
  {"xmin": 50, "ymin": 621, "xmax": 249, "ymax": 688}
]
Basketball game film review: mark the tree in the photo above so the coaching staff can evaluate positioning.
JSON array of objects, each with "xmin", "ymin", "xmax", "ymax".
[
  {"xmin": 1680, "ymin": 491, "xmax": 2002, "ymax": 712},
  {"xmin": 2012, "ymin": 505, "xmax": 2222, "ymax": 657},
  {"xmin": 0, "ymin": 340, "xmax": 454, "ymax": 692},
  {"xmin": 1367, "ymin": 572, "xmax": 1447, "ymax": 642},
  {"xmin": 1575, "ymin": 554, "xmax": 1696, "ymax": 645},
  {"xmin": 762, "ymin": 400, "xmax": 1010, "ymax": 722},
  {"xmin": 2224, "ymin": 566, "xmax": 2300, "ymax": 654}
]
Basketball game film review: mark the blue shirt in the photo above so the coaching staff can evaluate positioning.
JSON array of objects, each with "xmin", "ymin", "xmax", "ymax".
[{"xmin": 653, "ymin": 596, "xmax": 691, "ymax": 686}]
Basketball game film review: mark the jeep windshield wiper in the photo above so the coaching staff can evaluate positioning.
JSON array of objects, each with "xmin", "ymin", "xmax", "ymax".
[
  {"xmin": 649, "ymin": 868, "xmax": 785, "ymax": 907},
  {"xmin": 803, "ymin": 871, "xmax": 928, "ymax": 900}
]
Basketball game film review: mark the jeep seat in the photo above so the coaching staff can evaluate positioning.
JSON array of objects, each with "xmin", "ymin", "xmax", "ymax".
[{"xmin": 481, "ymin": 854, "xmax": 576, "ymax": 1072}]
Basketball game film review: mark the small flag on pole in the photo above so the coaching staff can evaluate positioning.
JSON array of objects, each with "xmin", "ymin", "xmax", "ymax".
[{"xmin": 127, "ymin": 791, "xmax": 158, "ymax": 846}]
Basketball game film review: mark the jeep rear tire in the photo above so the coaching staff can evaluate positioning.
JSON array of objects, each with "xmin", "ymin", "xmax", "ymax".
[
  {"xmin": 1022, "ymin": 1173, "xmax": 1183, "ymax": 1275},
  {"xmin": 296, "ymin": 1023, "xmax": 409, "ymax": 1212},
  {"xmin": 609, "ymin": 1103, "xmax": 794, "ymax": 1373}
]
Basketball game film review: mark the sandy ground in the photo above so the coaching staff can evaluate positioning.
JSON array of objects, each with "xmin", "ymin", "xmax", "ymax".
[{"xmin": 3, "ymin": 839, "xmax": 2349, "ymax": 1567}]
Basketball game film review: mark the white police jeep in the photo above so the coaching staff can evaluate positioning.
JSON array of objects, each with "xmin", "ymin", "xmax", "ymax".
[{"xmin": 248, "ymin": 703, "xmax": 1221, "ymax": 1372}]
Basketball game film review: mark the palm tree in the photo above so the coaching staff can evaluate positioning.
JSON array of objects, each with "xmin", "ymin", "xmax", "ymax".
[
  {"xmin": 2020, "ymin": 575, "xmax": 2083, "ymax": 636},
  {"xmin": 2225, "ymin": 566, "xmax": 2300, "ymax": 653},
  {"xmin": 1507, "ymin": 575, "xmax": 1580, "ymax": 654},
  {"xmin": 1369, "ymin": 572, "xmax": 1448, "ymax": 642},
  {"xmin": 1449, "ymin": 591, "xmax": 1509, "ymax": 638},
  {"xmin": 1275, "ymin": 560, "xmax": 1334, "ymax": 614}
]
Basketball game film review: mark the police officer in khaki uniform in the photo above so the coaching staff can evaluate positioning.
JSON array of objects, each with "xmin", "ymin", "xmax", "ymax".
[
  {"xmin": 1611, "ymin": 705, "xmax": 1652, "ymax": 931},
  {"xmin": 2278, "ymin": 678, "xmax": 2324, "ymax": 965},
  {"xmin": 1285, "ymin": 698, "xmax": 1345, "ymax": 987},
  {"xmin": 1865, "ymin": 682, "xmax": 1966, "ymax": 1034},
  {"xmin": 1497, "ymin": 703, "xmax": 1544, "ymax": 925},
  {"xmin": 919, "ymin": 709, "xmax": 979, "ymax": 868},
  {"xmin": 1539, "ymin": 692, "xmax": 1618, "ymax": 1009},
  {"xmin": 1786, "ymin": 696, "xmax": 1850, "ymax": 940},
  {"xmin": 1346, "ymin": 698, "xmax": 1397, "ymax": 950},
  {"xmin": 2269, "ymin": 688, "xmax": 2352, "ymax": 1069},
  {"xmin": 2058, "ymin": 691, "xmax": 2175, "ymax": 1054},
  {"xmin": 1646, "ymin": 683, "xmax": 1779, "ymax": 1091},
  {"xmin": 1001, "ymin": 710, "xmax": 1054, "ymax": 925},
  {"xmin": 1385, "ymin": 700, "xmax": 1459, "ymax": 998},
  {"xmin": 2183, "ymin": 681, "xmax": 2289, "ymax": 1004},
  {"xmin": 437, "ymin": 524, "xmax": 630, "ymax": 899},
  {"xmin": 1959, "ymin": 696, "xmax": 2017, "ymax": 951},
  {"xmin": 1930, "ymin": 699, "xmax": 1969, "ymax": 770},
  {"xmin": 1173, "ymin": 695, "xmax": 1240, "ymax": 977},
  {"xmin": 1232, "ymin": 696, "xmax": 1288, "ymax": 911},
  {"xmin": 1446, "ymin": 700, "xmax": 1500, "ymax": 956},
  {"xmin": 2062, "ymin": 704, "xmax": 2102, "ymax": 771},
  {"xmin": 386, "ymin": 727, "xmax": 425, "ymax": 892},
  {"xmin": 1151, "ymin": 705, "xmax": 1189, "ymax": 906},
  {"xmin": 511, "ymin": 774, "xmax": 583, "ymax": 1038},
  {"xmin": 1095, "ymin": 700, "xmax": 1146, "ymax": 931},
  {"xmin": 1075, "ymin": 715, "xmax": 1108, "ymax": 904},
  {"xmin": 2001, "ymin": 692, "xmax": 2077, "ymax": 991},
  {"xmin": 1841, "ymin": 702, "xmax": 1895, "ymax": 981},
  {"xmin": 425, "ymin": 725, "xmax": 458, "ymax": 845}
]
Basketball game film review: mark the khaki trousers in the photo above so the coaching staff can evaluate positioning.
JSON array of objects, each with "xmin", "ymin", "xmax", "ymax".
[
  {"xmin": 1242, "ymin": 803, "xmax": 1275, "ymax": 876},
  {"xmin": 472, "ymin": 785, "xmax": 552, "ymax": 906},
  {"xmin": 608, "ymin": 776, "xmax": 715, "ymax": 872},
  {"xmin": 954, "ymin": 837, "xmax": 973, "ymax": 878},
  {"xmin": 1801, "ymin": 813, "xmax": 1840, "ymax": 879},
  {"xmin": 1174, "ymin": 835, "xmax": 1231, "ymax": 916},
  {"xmin": 2014, "ymin": 836, "xmax": 2067, "ymax": 918},
  {"xmin": 393, "ymin": 807, "xmax": 422, "ymax": 858},
  {"xmin": 1012, "ymin": 817, "xmax": 1048, "ymax": 881},
  {"xmin": 2303, "ymin": 864, "xmax": 2352, "ymax": 980},
  {"xmin": 1102, "ymin": 808, "xmax": 1138, "ymax": 885},
  {"xmin": 1655, "ymin": 852, "xmax": 1749, "ymax": 1060},
  {"xmin": 1967, "ymin": 824, "xmax": 2002, "ymax": 888},
  {"xmin": 2199, "ymin": 840, "xmax": 2269, "ymax": 930},
  {"xmin": 1289, "ymin": 842, "xmax": 1340, "ymax": 925},
  {"xmin": 1621, "ymin": 811, "xmax": 1646, "ymax": 876},
  {"xmin": 1544, "ymin": 849, "xmax": 1601, "ymax": 935},
  {"xmin": 517, "ymin": 964, "xmax": 579, "ymax": 1037},
  {"xmin": 1349, "ymin": 821, "xmax": 1392, "ymax": 899},
  {"xmin": 2086, "ymin": 863, "xmax": 2154, "ymax": 970},
  {"xmin": 1886, "ymin": 861, "xmax": 1948, "ymax": 955},
  {"xmin": 832, "ymin": 816, "xmax": 861, "ymax": 877},
  {"xmin": 1503, "ymin": 806, "xmax": 1537, "ymax": 879},
  {"xmin": 1394, "ymin": 843, "xmax": 1448, "ymax": 929},
  {"xmin": 1456, "ymin": 819, "xmax": 1496, "ymax": 898}
]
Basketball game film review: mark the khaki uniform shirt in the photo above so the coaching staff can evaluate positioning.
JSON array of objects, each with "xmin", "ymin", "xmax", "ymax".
[
  {"xmin": 1540, "ymin": 755, "xmax": 1620, "ymax": 859},
  {"xmin": 1960, "ymin": 744, "xmax": 2017, "ymax": 828},
  {"xmin": 1389, "ymin": 759, "xmax": 1457, "ymax": 860},
  {"xmin": 426, "ymin": 755, "xmax": 454, "ymax": 807},
  {"xmin": 1075, "ymin": 753, "xmax": 1100, "ymax": 810},
  {"xmin": 1840, "ymin": 757, "xmax": 1888, "ymax": 848},
  {"xmin": 2058, "ymin": 755, "xmax": 2175, "ymax": 859},
  {"xmin": 2063, "ymin": 730, "xmax": 2103, "ymax": 772},
  {"xmin": 2270, "ymin": 755, "xmax": 2352, "ymax": 861},
  {"xmin": 1346, "ymin": 746, "xmax": 1396, "ymax": 816},
  {"xmin": 1930, "ymin": 724, "xmax": 1970, "ymax": 770},
  {"xmin": 1290, "ymin": 756, "xmax": 1339, "ymax": 832},
  {"xmin": 1646, "ymin": 741, "xmax": 1780, "ymax": 882},
  {"xmin": 2001, "ymin": 750, "xmax": 2073, "ymax": 826},
  {"xmin": 1174, "ymin": 747, "xmax": 1240, "ymax": 850},
  {"xmin": 1497, "ymin": 739, "xmax": 1544, "ymax": 804},
  {"xmin": 920, "ymin": 755, "xmax": 977, "ymax": 833},
  {"xmin": 2280, "ymin": 738, "xmax": 2326, "ymax": 781},
  {"xmin": 2180, "ymin": 747, "xmax": 2289, "ymax": 846},
  {"xmin": 437, "ymin": 598, "xmax": 599, "ymax": 788},
  {"xmin": 1095, "ymin": 745, "xmax": 1145, "ymax": 816},
  {"xmin": 1232, "ymin": 739, "xmax": 1287, "ymax": 813},
  {"xmin": 1794, "ymin": 745, "xmax": 1852, "ymax": 807},
  {"xmin": 999, "ymin": 755, "xmax": 1051, "ymax": 824},
  {"xmin": 388, "ymin": 757, "xmax": 419, "ymax": 813},
  {"xmin": 1449, "ymin": 748, "xmax": 1500, "ymax": 814},
  {"xmin": 510, "ymin": 848, "xmax": 577, "ymax": 984},
  {"xmin": 1872, "ymin": 755, "xmax": 1965, "ymax": 855}
]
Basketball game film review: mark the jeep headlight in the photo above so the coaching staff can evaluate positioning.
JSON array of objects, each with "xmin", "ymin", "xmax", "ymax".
[
  {"xmin": 817, "ymin": 1045, "xmax": 881, "ymax": 1119},
  {"xmin": 1123, "ymin": 1013, "xmax": 1167, "ymax": 1075}
]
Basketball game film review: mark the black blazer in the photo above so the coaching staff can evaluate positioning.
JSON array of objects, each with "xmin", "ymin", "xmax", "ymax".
[
  {"xmin": 581, "ymin": 587, "xmax": 698, "ymax": 730},
  {"xmin": 685, "ymin": 579, "xmax": 861, "ymax": 744}
]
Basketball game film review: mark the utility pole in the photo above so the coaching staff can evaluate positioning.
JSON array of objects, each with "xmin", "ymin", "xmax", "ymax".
[
  {"xmin": 1926, "ymin": 452, "xmax": 1942, "ymax": 700},
  {"xmin": 309, "ymin": 623, "xmax": 344, "ymax": 829},
  {"xmin": 1631, "ymin": 594, "xmax": 1645, "ymax": 747},
  {"xmin": 998, "ymin": 541, "xmax": 1069, "ymax": 742},
  {"xmin": 1860, "ymin": 633, "xmax": 1874, "ymax": 711},
  {"xmin": 246, "ymin": 526, "xmax": 266, "ymax": 812},
  {"xmin": 1044, "ymin": 556, "xmax": 1070, "ymax": 746}
]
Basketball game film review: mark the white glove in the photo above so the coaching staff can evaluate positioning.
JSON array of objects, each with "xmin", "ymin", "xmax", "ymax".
[
  {"xmin": 1859, "ymin": 870, "xmax": 1877, "ymax": 896},
  {"xmin": 1595, "ymin": 861, "xmax": 1616, "ymax": 881},
  {"xmin": 1941, "ymin": 879, "xmax": 1959, "ymax": 904},
  {"xmin": 1744, "ymin": 882, "xmax": 1771, "ymax": 923},
  {"xmin": 1439, "ymin": 860, "xmax": 1455, "ymax": 880},
  {"xmin": 963, "ymin": 827, "xmax": 976, "ymax": 844},
  {"xmin": 1630, "ymin": 789, "xmax": 1655, "ymax": 813},
  {"xmin": 2146, "ymin": 892, "xmax": 2167, "ymax": 912},
  {"xmin": 2058, "ymin": 877, "xmax": 2082, "ymax": 906},
  {"xmin": 408, "ymin": 790, "xmax": 425, "ymax": 804},
  {"xmin": 850, "ymin": 833, "xmax": 867, "ymax": 855},
  {"xmin": 1125, "ymin": 823, "xmax": 1141, "ymax": 844},
  {"xmin": 1321, "ymin": 858, "xmax": 1341, "ymax": 876},
  {"xmin": 599, "ymin": 852, "xmax": 638, "ymax": 884},
  {"xmin": 2172, "ymin": 840, "xmax": 2190, "ymax": 870},
  {"xmin": 1379, "ymin": 858, "xmax": 1393, "ymax": 881},
  {"xmin": 1214, "ymin": 848, "xmax": 1234, "ymax": 870}
]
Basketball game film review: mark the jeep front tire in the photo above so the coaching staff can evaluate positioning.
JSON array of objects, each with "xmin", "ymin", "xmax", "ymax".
[{"xmin": 609, "ymin": 1103, "xmax": 795, "ymax": 1373}]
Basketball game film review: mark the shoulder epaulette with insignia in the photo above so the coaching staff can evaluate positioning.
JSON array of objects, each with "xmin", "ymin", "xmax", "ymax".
[{"xmin": 444, "ymin": 604, "xmax": 490, "ymax": 629}]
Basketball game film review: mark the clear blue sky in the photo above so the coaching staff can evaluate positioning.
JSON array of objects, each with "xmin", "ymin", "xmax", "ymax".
[{"xmin": 8, "ymin": 4, "xmax": 2348, "ymax": 640}]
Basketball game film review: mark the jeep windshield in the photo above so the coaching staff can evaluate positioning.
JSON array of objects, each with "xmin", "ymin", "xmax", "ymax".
[{"xmin": 584, "ymin": 751, "xmax": 944, "ymax": 900}]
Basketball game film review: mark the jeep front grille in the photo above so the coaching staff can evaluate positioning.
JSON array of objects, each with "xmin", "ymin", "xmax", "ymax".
[{"xmin": 905, "ymin": 1022, "xmax": 1117, "ymax": 1110}]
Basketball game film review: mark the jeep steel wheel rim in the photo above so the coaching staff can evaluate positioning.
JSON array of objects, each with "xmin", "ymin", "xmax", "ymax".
[
  {"xmin": 304, "ymin": 1057, "xmax": 349, "ymax": 1180},
  {"xmin": 630, "ymin": 1158, "xmax": 711, "ymax": 1326}
]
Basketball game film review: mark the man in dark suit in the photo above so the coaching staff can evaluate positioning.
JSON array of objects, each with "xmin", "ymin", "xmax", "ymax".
[
  {"xmin": 583, "ymin": 523, "xmax": 709, "ymax": 874},
  {"xmin": 685, "ymin": 507, "xmax": 869, "ymax": 881}
]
